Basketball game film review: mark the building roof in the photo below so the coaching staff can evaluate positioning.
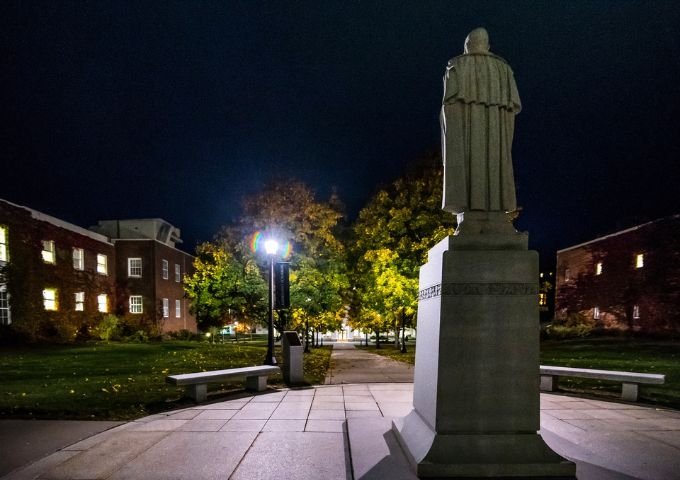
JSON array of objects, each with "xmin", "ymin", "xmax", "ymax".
[
  {"xmin": 557, "ymin": 214, "xmax": 680, "ymax": 253},
  {"xmin": 0, "ymin": 198, "xmax": 113, "ymax": 245}
]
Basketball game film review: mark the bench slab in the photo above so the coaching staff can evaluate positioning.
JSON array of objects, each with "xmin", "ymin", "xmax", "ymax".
[
  {"xmin": 166, "ymin": 365, "xmax": 280, "ymax": 402},
  {"xmin": 539, "ymin": 365, "xmax": 665, "ymax": 402}
]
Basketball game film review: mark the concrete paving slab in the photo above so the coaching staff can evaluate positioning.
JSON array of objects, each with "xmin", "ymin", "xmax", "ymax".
[
  {"xmin": 219, "ymin": 419, "xmax": 267, "ymax": 432},
  {"xmin": 166, "ymin": 409, "xmax": 202, "ymax": 420},
  {"xmin": 346, "ymin": 410, "xmax": 384, "ymax": 419},
  {"xmin": 377, "ymin": 403, "xmax": 413, "ymax": 418},
  {"xmin": 176, "ymin": 419, "xmax": 228, "ymax": 431},
  {"xmin": 109, "ymin": 431, "xmax": 257, "ymax": 480},
  {"xmin": 250, "ymin": 392, "xmax": 287, "ymax": 402},
  {"xmin": 270, "ymin": 402, "xmax": 311, "ymax": 419},
  {"xmin": 0, "ymin": 420, "xmax": 123, "ymax": 477},
  {"xmin": 305, "ymin": 420, "xmax": 345, "ymax": 432},
  {"xmin": 193, "ymin": 409, "xmax": 237, "ymax": 420},
  {"xmin": 230, "ymin": 432, "xmax": 349, "ymax": 480},
  {"xmin": 3, "ymin": 451, "xmax": 81, "ymax": 480},
  {"xmin": 308, "ymin": 409, "xmax": 345, "ymax": 420},
  {"xmin": 311, "ymin": 400, "xmax": 345, "ymax": 410},
  {"xmin": 193, "ymin": 399, "xmax": 250, "ymax": 409},
  {"xmin": 346, "ymin": 417, "xmax": 416, "ymax": 480},
  {"xmin": 129, "ymin": 419, "xmax": 188, "ymax": 431},
  {"xmin": 41, "ymin": 431, "xmax": 168, "ymax": 479},
  {"xmin": 262, "ymin": 419, "xmax": 306, "ymax": 432},
  {"xmin": 230, "ymin": 402, "xmax": 277, "ymax": 420},
  {"xmin": 345, "ymin": 402, "xmax": 380, "ymax": 411}
]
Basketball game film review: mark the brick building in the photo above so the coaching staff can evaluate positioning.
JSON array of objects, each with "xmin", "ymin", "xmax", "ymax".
[
  {"xmin": 555, "ymin": 215, "xmax": 680, "ymax": 334},
  {"xmin": 0, "ymin": 199, "xmax": 196, "ymax": 340},
  {"xmin": 91, "ymin": 219, "xmax": 195, "ymax": 333}
]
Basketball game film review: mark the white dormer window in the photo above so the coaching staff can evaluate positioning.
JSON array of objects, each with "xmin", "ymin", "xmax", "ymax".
[
  {"xmin": 162, "ymin": 259, "xmax": 169, "ymax": 280},
  {"xmin": 0, "ymin": 226, "xmax": 8, "ymax": 262},
  {"xmin": 73, "ymin": 248, "xmax": 84, "ymax": 270},
  {"xmin": 42, "ymin": 240, "xmax": 56, "ymax": 264},
  {"xmin": 595, "ymin": 262, "xmax": 603, "ymax": 275},
  {"xmin": 635, "ymin": 253, "xmax": 644, "ymax": 269},
  {"xmin": 97, "ymin": 254, "xmax": 108, "ymax": 275}
]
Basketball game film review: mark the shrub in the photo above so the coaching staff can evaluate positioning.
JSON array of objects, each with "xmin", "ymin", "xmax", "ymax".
[
  {"xmin": 94, "ymin": 314, "xmax": 121, "ymax": 342},
  {"xmin": 124, "ymin": 330, "xmax": 149, "ymax": 343}
]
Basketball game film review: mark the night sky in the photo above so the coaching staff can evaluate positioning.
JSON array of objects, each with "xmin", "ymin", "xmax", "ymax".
[{"xmin": 3, "ymin": 1, "xmax": 680, "ymax": 266}]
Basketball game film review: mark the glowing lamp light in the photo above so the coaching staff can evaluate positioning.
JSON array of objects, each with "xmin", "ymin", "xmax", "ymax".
[{"xmin": 264, "ymin": 239, "xmax": 279, "ymax": 255}]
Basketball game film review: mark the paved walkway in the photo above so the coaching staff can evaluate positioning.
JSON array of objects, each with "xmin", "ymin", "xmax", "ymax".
[
  {"xmin": 2, "ymin": 345, "xmax": 680, "ymax": 479},
  {"xmin": 325, "ymin": 342, "xmax": 414, "ymax": 384}
]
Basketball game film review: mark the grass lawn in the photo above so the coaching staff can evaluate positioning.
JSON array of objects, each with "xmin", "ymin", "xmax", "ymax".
[
  {"xmin": 359, "ymin": 337, "xmax": 680, "ymax": 410},
  {"xmin": 0, "ymin": 340, "xmax": 331, "ymax": 420}
]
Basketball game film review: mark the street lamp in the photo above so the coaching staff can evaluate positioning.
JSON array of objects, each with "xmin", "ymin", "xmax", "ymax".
[{"xmin": 264, "ymin": 238, "xmax": 279, "ymax": 365}]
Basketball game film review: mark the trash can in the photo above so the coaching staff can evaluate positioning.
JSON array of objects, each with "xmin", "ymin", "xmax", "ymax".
[{"xmin": 282, "ymin": 331, "xmax": 304, "ymax": 384}]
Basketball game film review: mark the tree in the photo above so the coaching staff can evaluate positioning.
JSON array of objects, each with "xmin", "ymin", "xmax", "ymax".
[
  {"xmin": 184, "ymin": 242, "xmax": 267, "ymax": 331},
  {"xmin": 350, "ymin": 155, "xmax": 456, "ymax": 347},
  {"xmin": 218, "ymin": 181, "xmax": 350, "ymax": 339}
]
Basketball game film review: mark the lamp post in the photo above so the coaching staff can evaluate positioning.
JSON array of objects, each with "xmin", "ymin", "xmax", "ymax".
[{"xmin": 264, "ymin": 239, "xmax": 279, "ymax": 366}]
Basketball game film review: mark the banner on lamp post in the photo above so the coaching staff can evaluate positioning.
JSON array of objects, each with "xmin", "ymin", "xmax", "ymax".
[{"xmin": 274, "ymin": 262, "xmax": 290, "ymax": 309}]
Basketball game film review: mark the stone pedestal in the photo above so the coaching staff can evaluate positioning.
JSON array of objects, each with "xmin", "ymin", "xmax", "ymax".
[{"xmin": 393, "ymin": 233, "xmax": 575, "ymax": 478}]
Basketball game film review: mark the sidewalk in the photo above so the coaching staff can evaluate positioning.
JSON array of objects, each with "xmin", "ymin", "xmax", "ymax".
[
  {"xmin": 2, "ymin": 346, "xmax": 680, "ymax": 479},
  {"xmin": 325, "ymin": 342, "xmax": 414, "ymax": 384}
]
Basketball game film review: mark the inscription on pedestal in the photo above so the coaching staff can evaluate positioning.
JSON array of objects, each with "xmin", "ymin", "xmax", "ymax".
[{"xmin": 418, "ymin": 282, "xmax": 537, "ymax": 300}]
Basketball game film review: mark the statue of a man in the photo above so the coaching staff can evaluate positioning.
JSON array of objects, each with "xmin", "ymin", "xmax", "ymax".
[{"xmin": 441, "ymin": 28, "xmax": 521, "ymax": 225}]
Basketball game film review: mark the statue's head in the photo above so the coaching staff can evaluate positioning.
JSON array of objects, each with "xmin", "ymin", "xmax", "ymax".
[{"xmin": 464, "ymin": 27, "xmax": 490, "ymax": 54}]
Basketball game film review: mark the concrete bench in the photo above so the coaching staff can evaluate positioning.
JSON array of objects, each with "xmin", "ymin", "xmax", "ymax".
[
  {"xmin": 539, "ymin": 365, "xmax": 665, "ymax": 402},
  {"xmin": 166, "ymin": 365, "xmax": 281, "ymax": 402}
]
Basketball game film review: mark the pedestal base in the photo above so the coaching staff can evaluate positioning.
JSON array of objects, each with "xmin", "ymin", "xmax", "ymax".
[
  {"xmin": 396, "ymin": 235, "xmax": 575, "ymax": 478},
  {"xmin": 393, "ymin": 411, "xmax": 575, "ymax": 478}
]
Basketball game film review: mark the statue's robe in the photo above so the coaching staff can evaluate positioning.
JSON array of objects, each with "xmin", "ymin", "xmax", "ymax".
[{"xmin": 441, "ymin": 52, "xmax": 521, "ymax": 214}]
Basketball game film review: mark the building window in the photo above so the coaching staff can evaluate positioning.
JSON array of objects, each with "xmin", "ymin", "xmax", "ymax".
[
  {"xmin": 0, "ymin": 285, "xmax": 10, "ymax": 325},
  {"xmin": 538, "ymin": 293, "xmax": 547, "ymax": 306},
  {"xmin": 564, "ymin": 268, "xmax": 571, "ymax": 281},
  {"xmin": 73, "ymin": 248, "xmax": 84, "ymax": 270},
  {"xmin": 42, "ymin": 240, "xmax": 56, "ymax": 264},
  {"xmin": 593, "ymin": 306, "xmax": 600, "ymax": 320},
  {"xmin": 97, "ymin": 294, "xmax": 108, "ymax": 313},
  {"xmin": 635, "ymin": 253, "xmax": 644, "ymax": 269},
  {"xmin": 96, "ymin": 254, "xmax": 108, "ymax": 275},
  {"xmin": 129, "ymin": 295, "xmax": 143, "ymax": 314},
  {"xmin": 595, "ymin": 262, "xmax": 603, "ymax": 275},
  {"xmin": 175, "ymin": 299, "xmax": 181, "ymax": 318},
  {"xmin": 0, "ymin": 226, "xmax": 8, "ymax": 263},
  {"xmin": 162, "ymin": 259, "xmax": 169, "ymax": 280},
  {"xmin": 128, "ymin": 258, "xmax": 142, "ymax": 277},
  {"xmin": 175, "ymin": 264, "xmax": 181, "ymax": 283},
  {"xmin": 633, "ymin": 305, "xmax": 640, "ymax": 319},
  {"xmin": 162, "ymin": 298, "xmax": 169, "ymax": 318},
  {"xmin": 75, "ymin": 292, "xmax": 85, "ymax": 311},
  {"xmin": 43, "ymin": 288, "xmax": 58, "ymax": 311}
]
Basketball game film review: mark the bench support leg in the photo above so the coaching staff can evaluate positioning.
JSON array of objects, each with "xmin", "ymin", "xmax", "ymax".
[
  {"xmin": 246, "ymin": 375, "xmax": 267, "ymax": 392},
  {"xmin": 187, "ymin": 384, "xmax": 207, "ymax": 402},
  {"xmin": 540, "ymin": 375, "xmax": 557, "ymax": 392},
  {"xmin": 621, "ymin": 383, "xmax": 639, "ymax": 402}
]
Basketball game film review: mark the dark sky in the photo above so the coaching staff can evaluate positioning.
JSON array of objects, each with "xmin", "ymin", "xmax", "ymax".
[{"xmin": 3, "ymin": 1, "xmax": 680, "ymax": 266}]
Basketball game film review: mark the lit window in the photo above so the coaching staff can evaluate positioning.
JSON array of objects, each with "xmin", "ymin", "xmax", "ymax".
[
  {"xmin": 539, "ymin": 272, "xmax": 544, "ymax": 278},
  {"xmin": 564, "ymin": 268, "xmax": 571, "ymax": 281},
  {"xmin": 162, "ymin": 259, "xmax": 169, "ymax": 280},
  {"xmin": 175, "ymin": 299, "xmax": 181, "ymax": 318},
  {"xmin": 175, "ymin": 264, "xmax": 181, "ymax": 282},
  {"xmin": 593, "ymin": 306, "xmax": 600, "ymax": 320},
  {"xmin": 162, "ymin": 298, "xmax": 169, "ymax": 318},
  {"xmin": 43, "ymin": 288, "xmax": 58, "ymax": 311},
  {"xmin": 0, "ymin": 285, "xmax": 10, "ymax": 325},
  {"xmin": 539, "ymin": 293, "xmax": 547, "ymax": 306},
  {"xmin": 96, "ymin": 254, "xmax": 108, "ymax": 275},
  {"xmin": 0, "ymin": 226, "xmax": 8, "ymax": 263},
  {"xmin": 129, "ymin": 295, "xmax": 143, "ymax": 314},
  {"xmin": 73, "ymin": 248, "xmax": 84, "ymax": 270},
  {"xmin": 595, "ymin": 262, "xmax": 603, "ymax": 275},
  {"xmin": 633, "ymin": 305, "xmax": 640, "ymax": 319},
  {"xmin": 128, "ymin": 258, "xmax": 142, "ymax": 277},
  {"xmin": 635, "ymin": 253, "xmax": 644, "ymax": 269},
  {"xmin": 97, "ymin": 294, "xmax": 108, "ymax": 313},
  {"xmin": 74, "ymin": 292, "xmax": 85, "ymax": 311},
  {"xmin": 42, "ymin": 240, "xmax": 56, "ymax": 264}
]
